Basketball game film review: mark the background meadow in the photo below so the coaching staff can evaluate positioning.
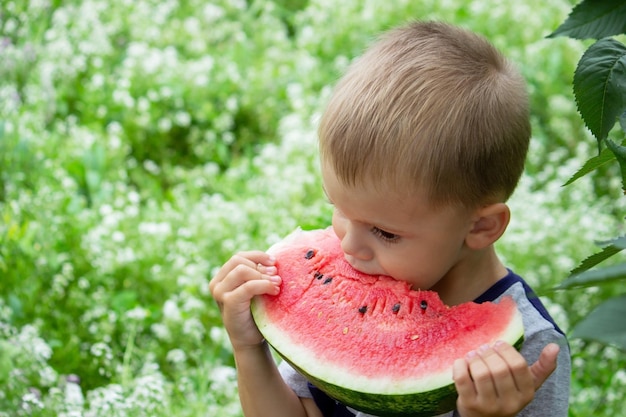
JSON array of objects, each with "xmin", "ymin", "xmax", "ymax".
[{"xmin": 1, "ymin": 0, "xmax": 625, "ymax": 416}]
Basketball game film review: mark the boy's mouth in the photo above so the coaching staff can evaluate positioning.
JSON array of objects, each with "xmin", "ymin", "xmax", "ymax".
[{"xmin": 344, "ymin": 254, "xmax": 381, "ymax": 277}]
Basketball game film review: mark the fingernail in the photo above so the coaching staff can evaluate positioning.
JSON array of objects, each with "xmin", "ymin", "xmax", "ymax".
[
  {"xmin": 267, "ymin": 256, "xmax": 276, "ymax": 264},
  {"xmin": 478, "ymin": 344, "xmax": 490, "ymax": 354},
  {"xmin": 265, "ymin": 266, "xmax": 278, "ymax": 275},
  {"xmin": 466, "ymin": 350, "xmax": 477, "ymax": 360},
  {"xmin": 494, "ymin": 340, "xmax": 506, "ymax": 350},
  {"xmin": 269, "ymin": 275, "xmax": 281, "ymax": 283}
]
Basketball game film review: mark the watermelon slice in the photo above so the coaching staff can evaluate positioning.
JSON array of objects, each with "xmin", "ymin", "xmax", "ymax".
[{"xmin": 251, "ymin": 228, "xmax": 524, "ymax": 417}]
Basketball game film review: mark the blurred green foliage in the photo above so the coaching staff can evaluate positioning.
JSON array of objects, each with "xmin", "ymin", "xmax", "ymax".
[{"xmin": 0, "ymin": 0, "xmax": 624, "ymax": 415}]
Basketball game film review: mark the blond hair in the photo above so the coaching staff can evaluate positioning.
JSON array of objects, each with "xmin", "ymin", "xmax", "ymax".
[{"xmin": 318, "ymin": 21, "xmax": 530, "ymax": 208}]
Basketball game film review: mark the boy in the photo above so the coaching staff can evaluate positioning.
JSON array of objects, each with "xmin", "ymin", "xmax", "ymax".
[{"xmin": 210, "ymin": 21, "xmax": 570, "ymax": 417}]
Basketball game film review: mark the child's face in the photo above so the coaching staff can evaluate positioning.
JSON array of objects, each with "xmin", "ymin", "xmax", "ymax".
[{"xmin": 322, "ymin": 165, "xmax": 476, "ymax": 292}]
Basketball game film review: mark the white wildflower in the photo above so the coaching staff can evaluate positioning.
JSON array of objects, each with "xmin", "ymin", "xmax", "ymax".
[
  {"xmin": 150, "ymin": 323, "xmax": 171, "ymax": 341},
  {"xmin": 85, "ymin": 384, "xmax": 127, "ymax": 417},
  {"xmin": 116, "ymin": 247, "xmax": 136, "ymax": 264},
  {"xmin": 91, "ymin": 73, "xmax": 105, "ymax": 88},
  {"xmin": 182, "ymin": 317, "xmax": 204, "ymax": 341},
  {"xmin": 112, "ymin": 231, "xmax": 125, "ymax": 242},
  {"xmin": 203, "ymin": 4, "xmax": 225, "ymax": 21},
  {"xmin": 209, "ymin": 326, "xmax": 229, "ymax": 349},
  {"xmin": 174, "ymin": 111, "xmax": 191, "ymax": 127},
  {"xmin": 21, "ymin": 391, "xmax": 43, "ymax": 412},
  {"xmin": 162, "ymin": 300, "xmax": 181, "ymax": 322},
  {"xmin": 165, "ymin": 348, "xmax": 187, "ymax": 364},
  {"xmin": 125, "ymin": 307, "xmax": 148, "ymax": 321},
  {"xmin": 143, "ymin": 159, "xmax": 161, "ymax": 175},
  {"xmin": 64, "ymin": 381, "xmax": 85, "ymax": 410},
  {"xmin": 181, "ymin": 296, "xmax": 203, "ymax": 312},
  {"xmin": 17, "ymin": 325, "xmax": 52, "ymax": 361},
  {"xmin": 209, "ymin": 365, "xmax": 237, "ymax": 392},
  {"xmin": 90, "ymin": 342, "xmax": 113, "ymax": 362},
  {"xmin": 138, "ymin": 221, "xmax": 171, "ymax": 236},
  {"xmin": 39, "ymin": 365, "xmax": 58, "ymax": 386}
]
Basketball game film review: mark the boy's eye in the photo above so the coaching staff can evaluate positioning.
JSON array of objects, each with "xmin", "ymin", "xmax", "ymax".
[{"xmin": 371, "ymin": 227, "xmax": 400, "ymax": 243}]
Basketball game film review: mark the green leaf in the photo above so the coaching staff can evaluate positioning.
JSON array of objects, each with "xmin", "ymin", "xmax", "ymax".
[
  {"xmin": 598, "ymin": 235, "xmax": 626, "ymax": 250},
  {"xmin": 559, "ymin": 262, "xmax": 626, "ymax": 289},
  {"xmin": 574, "ymin": 38, "xmax": 626, "ymax": 143},
  {"xmin": 111, "ymin": 290, "xmax": 138, "ymax": 313},
  {"xmin": 563, "ymin": 146, "xmax": 616, "ymax": 186},
  {"xmin": 571, "ymin": 295, "xmax": 626, "ymax": 350},
  {"xmin": 565, "ymin": 235, "xmax": 626, "ymax": 277},
  {"xmin": 605, "ymin": 138, "xmax": 626, "ymax": 191},
  {"xmin": 548, "ymin": 0, "xmax": 626, "ymax": 40},
  {"xmin": 559, "ymin": 236, "xmax": 626, "ymax": 288},
  {"xmin": 0, "ymin": 340, "xmax": 20, "ymax": 384},
  {"xmin": 568, "ymin": 243, "xmax": 623, "ymax": 276},
  {"xmin": 620, "ymin": 110, "xmax": 626, "ymax": 131},
  {"xmin": 605, "ymin": 138, "xmax": 626, "ymax": 160}
]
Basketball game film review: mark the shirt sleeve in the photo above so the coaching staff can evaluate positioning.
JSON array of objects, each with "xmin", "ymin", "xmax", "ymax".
[{"xmin": 278, "ymin": 360, "xmax": 315, "ymax": 398}]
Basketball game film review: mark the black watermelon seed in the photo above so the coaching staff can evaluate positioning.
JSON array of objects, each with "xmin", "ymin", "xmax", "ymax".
[
  {"xmin": 314, "ymin": 271, "xmax": 323, "ymax": 280},
  {"xmin": 323, "ymin": 277, "xmax": 333, "ymax": 285},
  {"xmin": 392, "ymin": 303, "xmax": 401, "ymax": 313},
  {"xmin": 358, "ymin": 306, "xmax": 368, "ymax": 314},
  {"xmin": 420, "ymin": 300, "xmax": 428, "ymax": 310},
  {"xmin": 305, "ymin": 250, "xmax": 315, "ymax": 259}
]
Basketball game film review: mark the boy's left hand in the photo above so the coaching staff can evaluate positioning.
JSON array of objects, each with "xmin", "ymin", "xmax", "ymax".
[{"xmin": 452, "ymin": 341, "xmax": 559, "ymax": 417}]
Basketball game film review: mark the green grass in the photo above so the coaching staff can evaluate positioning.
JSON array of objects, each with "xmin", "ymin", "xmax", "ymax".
[{"xmin": 1, "ymin": 0, "xmax": 625, "ymax": 416}]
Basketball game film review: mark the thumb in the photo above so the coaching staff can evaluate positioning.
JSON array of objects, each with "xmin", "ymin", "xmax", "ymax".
[{"xmin": 530, "ymin": 343, "xmax": 560, "ymax": 389}]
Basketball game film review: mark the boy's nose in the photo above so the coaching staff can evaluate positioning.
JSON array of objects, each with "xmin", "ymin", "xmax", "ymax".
[{"xmin": 339, "ymin": 228, "xmax": 373, "ymax": 262}]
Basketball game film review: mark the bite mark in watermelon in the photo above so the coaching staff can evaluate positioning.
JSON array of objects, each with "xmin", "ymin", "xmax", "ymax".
[{"xmin": 251, "ymin": 228, "xmax": 525, "ymax": 417}]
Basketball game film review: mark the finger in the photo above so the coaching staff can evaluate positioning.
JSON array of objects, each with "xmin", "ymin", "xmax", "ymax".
[
  {"xmin": 210, "ymin": 251, "xmax": 276, "ymax": 291},
  {"xmin": 211, "ymin": 265, "xmax": 281, "ymax": 308},
  {"xmin": 219, "ymin": 263, "xmax": 280, "ymax": 293},
  {"xmin": 465, "ymin": 347, "xmax": 498, "ymax": 401},
  {"xmin": 453, "ymin": 357, "xmax": 476, "ymax": 398},
  {"xmin": 529, "ymin": 343, "xmax": 559, "ymax": 389},
  {"xmin": 213, "ymin": 251, "xmax": 275, "ymax": 280},
  {"xmin": 492, "ymin": 341, "xmax": 534, "ymax": 395},
  {"xmin": 255, "ymin": 262, "xmax": 279, "ymax": 276},
  {"xmin": 222, "ymin": 277, "xmax": 281, "ymax": 307},
  {"xmin": 476, "ymin": 343, "xmax": 521, "ymax": 398},
  {"xmin": 453, "ymin": 349, "xmax": 498, "ymax": 414}
]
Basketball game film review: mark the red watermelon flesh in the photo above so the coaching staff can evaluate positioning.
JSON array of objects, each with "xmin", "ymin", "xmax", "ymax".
[{"xmin": 251, "ymin": 227, "xmax": 525, "ymax": 417}]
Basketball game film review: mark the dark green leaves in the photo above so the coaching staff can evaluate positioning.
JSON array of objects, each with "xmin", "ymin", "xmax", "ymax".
[
  {"xmin": 550, "ymin": 0, "xmax": 626, "ymax": 353},
  {"xmin": 571, "ymin": 295, "xmax": 626, "ymax": 350},
  {"xmin": 573, "ymin": 38, "xmax": 626, "ymax": 144},
  {"xmin": 604, "ymin": 138, "xmax": 626, "ymax": 189},
  {"xmin": 563, "ymin": 146, "xmax": 615, "ymax": 186},
  {"xmin": 559, "ymin": 235, "xmax": 626, "ymax": 350},
  {"xmin": 559, "ymin": 236, "xmax": 626, "ymax": 289},
  {"xmin": 548, "ymin": 0, "xmax": 626, "ymax": 40},
  {"xmin": 559, "ymin": 263, "xmax": 626, "ymax": 290}
]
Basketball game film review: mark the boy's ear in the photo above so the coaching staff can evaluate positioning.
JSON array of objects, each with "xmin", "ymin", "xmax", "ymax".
[{"xmin": 465, "ymin": 203, "xmax": 510, "ymax": 250}]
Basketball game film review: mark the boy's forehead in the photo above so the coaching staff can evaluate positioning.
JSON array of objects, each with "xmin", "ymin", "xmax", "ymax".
[
  {"xmin": 322, "ymin": 164, "xmax": 428, "ymax": 215},
  {"xmin": 320, "ymin": 161, "xmax": 472, "ymax": 222},
  {"xmin": 321, "ymin": 161, "xmax": 419, "ymax": 201}
]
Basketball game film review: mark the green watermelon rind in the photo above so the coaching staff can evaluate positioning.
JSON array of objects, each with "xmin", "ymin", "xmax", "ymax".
[
  {"xmin": 252, "ymin": 295, "xmax": 525, "ymax": 417},
  {"xmin": 264, "ymin": 330, "xmax": 524, "ymax": 417},
  {"xmin": 277, "ymin": 349, "xmax": 458, "ymax": 417}
]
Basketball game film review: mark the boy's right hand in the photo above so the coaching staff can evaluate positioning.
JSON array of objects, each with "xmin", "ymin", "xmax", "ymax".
[{"xmin": 209, "ymin": 251, "xmax": 282, "ymax": 351}]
